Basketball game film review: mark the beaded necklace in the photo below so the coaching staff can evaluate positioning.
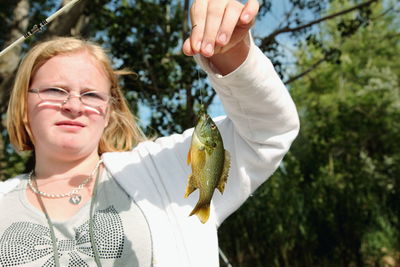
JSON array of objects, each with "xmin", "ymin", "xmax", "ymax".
[
  {"xmin": 31, "ymin": 160, "xmax": 103, "ymax": 266},
  {"xmin": 28, "ymin": 159, "xmax": 102, "ymax": 205}
]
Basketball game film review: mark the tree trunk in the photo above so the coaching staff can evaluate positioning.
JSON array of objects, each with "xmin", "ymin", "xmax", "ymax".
[
  {"xmin": 0, "ymin": 0, "xmax": 29, "ymax": 112},
  {"xmin": 43, "ymin": 0, "xmax": 91, "ymax": 39}
]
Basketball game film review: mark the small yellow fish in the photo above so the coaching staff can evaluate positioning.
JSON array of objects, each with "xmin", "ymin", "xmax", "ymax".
[{"xmin": 185, "ymin": 106, "xmax": 230, "ymax": 223}]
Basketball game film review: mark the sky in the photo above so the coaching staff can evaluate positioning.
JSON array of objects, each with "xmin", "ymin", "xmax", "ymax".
[
  {"xmin": 137, "ymin": 1, "xmax": 309, "ymax": 129},
  {"xmin": 204, "ymin": 1, "xmax": 303, "ymax": 119}
]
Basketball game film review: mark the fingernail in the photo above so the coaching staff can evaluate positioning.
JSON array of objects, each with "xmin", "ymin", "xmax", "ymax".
[
  {"xmin": 196, "ymin": 41, "xmax": 201, "ymax": 51},
  {"xmin": 204, "ymin": 43, "xmax": 213, "ymax": 54},
  {"xmin": 242, "ymin": 14, "xmax": 250, "ymax": 22},
  {"xmin": 219, "ymin": 33, "xmax": 227, "ymax": 43}
]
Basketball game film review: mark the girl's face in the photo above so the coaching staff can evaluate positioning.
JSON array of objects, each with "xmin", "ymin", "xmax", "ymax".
[{"xmin": 27, "ymin": 51, "xmax": 111, "ymax": 160}]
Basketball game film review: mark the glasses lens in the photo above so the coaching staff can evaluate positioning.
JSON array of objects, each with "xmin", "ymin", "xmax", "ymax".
[
  {"xmin": 39, "ymin": 88, "xmax": 68, "ymax": 102},
  {"xmin": 81, "ymin": 91, "xmax": 109, "ymax": 107}
]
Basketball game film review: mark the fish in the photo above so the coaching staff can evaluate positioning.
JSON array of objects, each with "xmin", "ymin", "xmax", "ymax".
[{"xmin": 184, "ymin": 106, "xmax": 230, "ymax": 223}]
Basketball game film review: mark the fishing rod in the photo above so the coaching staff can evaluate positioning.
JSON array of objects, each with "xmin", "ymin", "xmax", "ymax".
[{"xmin": 0, "ymin": 0, "xmax": 82, "ymax": 58}]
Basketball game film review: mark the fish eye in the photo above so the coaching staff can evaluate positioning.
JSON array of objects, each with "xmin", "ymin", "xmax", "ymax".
[
  {"xmin": 212, "ymin": 142, "xmax": 217, "ymax": 148},
  {"xmin": 211, "ymin": 124, "xmax": 216, "ymax": 130}
]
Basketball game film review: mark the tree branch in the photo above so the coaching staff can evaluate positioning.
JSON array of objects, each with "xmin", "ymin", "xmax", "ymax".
[
  {"xmin": 0, "ymin": 0, "xmax": 29, "ymax": 76},
  {"xmin": 371, "ymin": 5, "xmax": 398, "ymax": 21},
  {"xmin": 284, "ymin": 57, "xmax": 326, "ymax": 85},
  {"xmin": 182, "ymin": 0, "xmax": 190, "ymax": 40},
  {"xmin": 0, "ymin": 0, "xmax": 29, "ymax": 113},
  {"xmin": 284, "ymin": 0, "xmax": 396, "ymax": 86},
  {"xmin": 42, "ymin": 0, "xmax": 90, "ymax": 38},
  {"xmin": 263, "ymin": 0, "xmax": 378, "ymax": 46},
  {"xmin": 205, "ymin": 90, "xmax": 217, "ymax": 109}
]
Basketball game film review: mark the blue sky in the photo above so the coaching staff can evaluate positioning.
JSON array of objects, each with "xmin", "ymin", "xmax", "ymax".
[
  {"xmin": 138, "ymin": 1, "xmax": 306, "ymax": 128},
  {"xmin": 206, "ymin": 1, "xmax": 302, "ymax": 118}
]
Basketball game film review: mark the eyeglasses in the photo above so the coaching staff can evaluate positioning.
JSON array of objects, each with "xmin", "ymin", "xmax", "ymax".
[{"xmin": 28, "ymin": 87, "xmax": 112, "ymax": 108}]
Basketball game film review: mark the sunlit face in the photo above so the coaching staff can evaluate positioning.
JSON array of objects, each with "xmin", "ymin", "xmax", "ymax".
[{"xmin": 27, "ymin": 51, "xmax": 111, "ymax": 160}]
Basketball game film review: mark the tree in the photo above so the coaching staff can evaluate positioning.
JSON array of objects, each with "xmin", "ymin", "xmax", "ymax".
[
  {"xmin": 218, "ymin": 1, "xmax": 400, "ymax": 265},
  {"xmin": 0, "ymin": 0, "xmax": 382, "ymax": 179}
]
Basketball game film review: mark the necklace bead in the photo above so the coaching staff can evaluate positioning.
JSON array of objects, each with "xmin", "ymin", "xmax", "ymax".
[{"xmin": 28, "ymin": 159, "xmax": 103, "ymax": 204}]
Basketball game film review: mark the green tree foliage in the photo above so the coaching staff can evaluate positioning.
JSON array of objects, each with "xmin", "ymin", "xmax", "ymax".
[
  {"xmin": 218, "ymin": 1, "xmax": 400, "ymax": 266},
  {"xmin": 89, "ymin": 0, "xmax": 203, "ymax": 135},
  {"xmin": 0, "ymin": 0, "xmax": 380, "ymax": 179}
]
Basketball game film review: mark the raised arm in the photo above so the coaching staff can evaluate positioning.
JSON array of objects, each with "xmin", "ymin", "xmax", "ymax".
[
  {"xmin": 180, "ymin": 0, "xmax": 300, "ymax": 225},
  {"xmin": 103, "ymin": 0, "xmax": 299, "ymax": 230}
]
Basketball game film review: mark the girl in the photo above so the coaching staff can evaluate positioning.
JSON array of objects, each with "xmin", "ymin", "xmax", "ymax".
[{"xmin": 0, "ymin": 0, "xmax": 299, "ymax": 266}]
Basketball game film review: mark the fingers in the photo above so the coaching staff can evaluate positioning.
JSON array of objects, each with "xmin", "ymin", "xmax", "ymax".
[
  {"xmin": 189, "ymin": 0, "xmax": 208, "ymax": 54},
  {"xmin": 239, "ymin": 0, "xmax": 259, "ymax": 26},
  {"xmin": 183, "ymin": 37, "xmax": 194, "ymax": 56},
  {"xmin": 201, "ymin": 0, "xmax": 227, "ymax": 57},
  {"xmin": 214, "ymin": 1, "xmax": 243, "ymax": 48},
  {"xmin": 184, "ymin": 0, "xmax": 259, "ymax": 58}
]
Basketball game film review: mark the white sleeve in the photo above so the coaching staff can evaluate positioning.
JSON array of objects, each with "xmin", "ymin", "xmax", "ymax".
[
  {"xmin": 0, "ymin": 177, "xmax": 23, "ymax": 197},
  {"xmin": 105, "ymin": 33, "xmax": 300, "ymax": 228},
  {"xmin": 192, "ymin": 33, "xmax": 300, "ymax": 226}
]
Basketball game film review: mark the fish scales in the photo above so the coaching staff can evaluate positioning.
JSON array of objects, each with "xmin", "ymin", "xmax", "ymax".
[{"xmin": 185, "ymin": 108, "xmax": 230, "ymax": 223}]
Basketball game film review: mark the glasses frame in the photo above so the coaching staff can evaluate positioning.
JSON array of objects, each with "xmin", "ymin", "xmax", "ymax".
[{"xmin": 28, "ymin": 87, "xmax": 113, "ymax": 108}]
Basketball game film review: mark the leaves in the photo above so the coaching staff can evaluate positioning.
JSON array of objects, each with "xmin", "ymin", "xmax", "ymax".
[{"xmin": 219, "ymin": 1, "xmax": 400, "ymax": 266}]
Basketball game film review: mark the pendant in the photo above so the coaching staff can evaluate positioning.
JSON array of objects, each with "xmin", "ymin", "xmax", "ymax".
[{"xmin": 69, "ymin": 194, "xmax": 82, "ymax": 205}]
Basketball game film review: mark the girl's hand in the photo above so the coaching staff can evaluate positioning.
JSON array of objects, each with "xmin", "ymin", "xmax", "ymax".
[{"xmin": 183, "ymin": 0, "xmax": 259, "ymax": 58}]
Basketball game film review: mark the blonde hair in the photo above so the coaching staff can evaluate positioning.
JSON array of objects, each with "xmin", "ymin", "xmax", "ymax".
[{"xmin": 7, "ymin": 37, "xmax": 146, "ymax": 153}]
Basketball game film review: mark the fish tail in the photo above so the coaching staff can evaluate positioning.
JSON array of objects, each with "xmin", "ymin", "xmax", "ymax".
[{"xmin": 189, "ymin": 202, "xmax": 210, "ymax": 224}]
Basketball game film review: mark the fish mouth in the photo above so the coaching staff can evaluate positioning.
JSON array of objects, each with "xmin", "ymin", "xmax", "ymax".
[{"xmin": 200, "ymin": 114, "xmax": 213, "ymax": 127}]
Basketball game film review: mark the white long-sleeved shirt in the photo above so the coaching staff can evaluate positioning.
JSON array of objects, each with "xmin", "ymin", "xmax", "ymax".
[{"xmin": 0, "ymin": 36, "xmax": 299, "ymax": 266}]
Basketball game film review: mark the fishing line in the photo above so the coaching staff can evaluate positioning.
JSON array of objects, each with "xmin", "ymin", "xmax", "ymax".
[
  {"xmin": 0, "ymin": 0, "xmax": 83, "ymax": 58},
  {"xmin": 197, "ymin": 68, "xmax": 205, "ymax": 110}
]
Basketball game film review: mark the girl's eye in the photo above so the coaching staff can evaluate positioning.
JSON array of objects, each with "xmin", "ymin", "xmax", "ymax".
[
  {"xmin": 82, "ymin": 92, "xmax": 107, "ymax": 101},
  {"xmin": 40, "ymin": 87, "xmax": 67, "ymax": 97}
]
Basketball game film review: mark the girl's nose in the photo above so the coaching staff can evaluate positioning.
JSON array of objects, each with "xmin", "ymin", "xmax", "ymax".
[{"xmin": 61, "ymin": 95, "xmax": 83, "ymax": 116}]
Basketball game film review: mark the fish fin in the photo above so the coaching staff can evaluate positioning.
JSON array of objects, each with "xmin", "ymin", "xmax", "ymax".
[
  {"xmin": 187, "ymin": 147, "xmax": 191, "ymax": 165},
  {"xmin": 189, "ymin": 203, "xmax": 210, "ymax": 224},
  {"xmin": 217, "ymin": 150, "xmax": 231, "ymax": 194},
  {"xmin": 184, "ymin": 174, "xmax": 197, "ymax": 198}
]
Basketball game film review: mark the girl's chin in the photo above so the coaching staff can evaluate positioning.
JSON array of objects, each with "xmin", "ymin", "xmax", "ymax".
[
  {"xmin": 56, "ymin": 136, "xmax": 95, "ymax": 150},
  {"xmin": 51, "ymin": 142, "xmax": 97, "ymax": 155},
  {"xmin": 33, "ymin": 135, "xmax": 100, "ymax": 155}
]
